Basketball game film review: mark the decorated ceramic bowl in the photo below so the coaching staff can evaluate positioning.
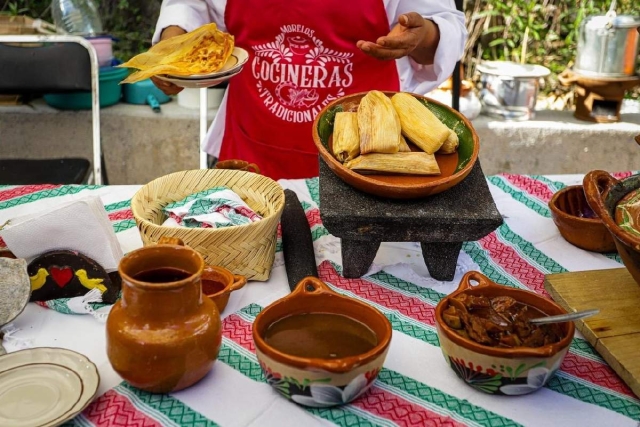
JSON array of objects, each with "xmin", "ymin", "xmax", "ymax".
[
  {"xmin": 549, "ymin": 185, "xmax": 617, "ymax": 253},
  {"xmin": 584, "ymin": 170, "xmax": 640, "ymax": 286},
  {"xmin": 312, "ymin": 91, "xmax": 479, "ymax": 199},
  {"xmin": 435, "ymin": 271, "xmax": 574, "ymax": 396},
  {"xmin": 253, "ymin": 276, "xmax": 392, "ymax": 407}
]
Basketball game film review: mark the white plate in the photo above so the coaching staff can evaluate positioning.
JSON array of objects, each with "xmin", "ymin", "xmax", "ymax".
[
  {"xmin": 166, "ymin": 47, "xmax": 249, "ymax": 80},
  {"xmin": 157, "ymin": 68, "xmax": 242, "ymax": 89},
  {"xmin": 0, "ymin": 348, "xmax": 100, "ymax": 427}
]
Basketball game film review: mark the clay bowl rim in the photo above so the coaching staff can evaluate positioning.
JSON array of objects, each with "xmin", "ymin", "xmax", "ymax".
[
  {"xmin": 311, "ymin": 91, "xmax": 480, "ymax": 192},
  {"xmin": 584, "ymin": 171, "xmax": 640, "ymax": 247},
  {"xmin": 118, "ymin": 244, "xmax": 205, "ymax": 291},
  {"xmin": 201, "ymin": 265, "xmax": 247, "ymax": 299},
  {"xmin": 548, "ymin": 185, "xmax": 605, "ymax": 227},
  {"xmin": 435, "ymin": 271, "xmax": 575, "ymax": 359},
  {"xmin": 252, "ymin": 276, "xmax": 392, "ymax": 374}
]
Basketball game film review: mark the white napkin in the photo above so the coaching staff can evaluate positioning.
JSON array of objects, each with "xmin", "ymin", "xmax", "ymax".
[{"xmin": 0, "ymin": 196, "xmax": 123, "ymax": 272}]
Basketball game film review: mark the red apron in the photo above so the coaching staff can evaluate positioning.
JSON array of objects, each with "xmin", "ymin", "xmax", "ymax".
[{"xmin": 220, "ymin": 0, "xmax": 400, "ymax": 180}]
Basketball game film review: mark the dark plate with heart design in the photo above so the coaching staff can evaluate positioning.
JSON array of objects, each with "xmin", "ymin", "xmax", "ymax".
[{"xmin": 27, "ymin": 250, "xmax": 120, "ymax": 303}]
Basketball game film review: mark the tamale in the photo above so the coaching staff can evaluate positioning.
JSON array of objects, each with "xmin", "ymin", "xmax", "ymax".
[
  {"xmin": 345, "ymin": 152, "xmax": 441, "ymax": 176},
  {"xmin": 332, "ymin": 112, "xmax": 360, "ymax": 162},
  {"xmin": 358, "ymin": 91, "xmax": 401, "ymax": 154},
  {"xmin": 120, "ymin": 23, "xmax": 234, "ymax": 83},
  {"xmin": 391, "ymin": 93, "xmax": 450, "ymax": 154},
  {"xmin": 398, "ymin": 135, "xmax": 411, "ymax": 152},
  {"xmin": 437, "ymin": 130, "xmax": 459, "ymax": 154}
]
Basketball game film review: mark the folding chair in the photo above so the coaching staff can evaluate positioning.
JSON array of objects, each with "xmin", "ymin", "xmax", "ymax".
[{"xmin": 0, "ymin": 34, "xmax": 105, "ymax": 185}]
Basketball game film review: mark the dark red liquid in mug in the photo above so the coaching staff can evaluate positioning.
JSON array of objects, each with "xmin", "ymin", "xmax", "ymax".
[
  {"xmin": 133, "ymin": 267, "xmax": 192, "ymax": 283},
  {"xmin": 202, "ymin": 279, "xmax": 225, "ymax": 295}
]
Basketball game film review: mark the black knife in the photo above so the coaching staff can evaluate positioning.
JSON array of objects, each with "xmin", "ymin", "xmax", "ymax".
[{"xmin": 281, "ymin": 189, "xmax": 319, "ymax": 291}]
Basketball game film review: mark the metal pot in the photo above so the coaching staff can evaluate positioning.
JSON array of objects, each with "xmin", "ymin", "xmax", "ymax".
[
  {"xmin": 476, "ymin": 61, "xmax": 550, "ymax": 121},
  {"xmin": 575, "ymin": 14, "xmax": 640, "ymax": 77}
]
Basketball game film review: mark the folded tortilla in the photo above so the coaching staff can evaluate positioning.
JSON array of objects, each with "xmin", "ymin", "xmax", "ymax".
[{"xmin": 119, "ymin": 23, "xmax": 234, "ymax": 83}]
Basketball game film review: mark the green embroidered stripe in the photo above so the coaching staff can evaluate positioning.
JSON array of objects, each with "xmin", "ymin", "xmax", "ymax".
[
  {"xmin": 375, "ymin": 371, "xmax": 521, "ymax": 427},
  {"xmin": 548, "ymin": 374, "xmax": 640, "ymax": 421},
  {"xmin": 163, "ymin": 187, "xmax": 229, "ymax": 209},
  {"xmin": 0, "ymin": 185, "xmax": 100, "ymax": 211},
  {"xmin": 487, "ymin": 176, "xmax": 551, "ymax": 218},
  {"xmin": 112, "ymin": 219, "xmax": 137, "ymax": 233},
  {"xmin": 118, "ymin": 383, "xmax": 219, "ymax": 427},
  {"xmin": 312, "ymin": 225, "xmax": 330, "ymax": 240},
  {"xmin": 306, "ymin": 178, "xmax": 320, "ymax": 206},
  {"xmin": 104, "ymin": 200, "xmax": 131, "ymax": 211},
  {"xmin": 219, "ymin": 341, "xmax": 388, "ymax": 427}
]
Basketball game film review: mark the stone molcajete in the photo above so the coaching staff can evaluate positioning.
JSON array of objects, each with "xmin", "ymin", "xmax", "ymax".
[{"xmin": 106, "ymin": 238, "xmax": 221, "ymax": 393}]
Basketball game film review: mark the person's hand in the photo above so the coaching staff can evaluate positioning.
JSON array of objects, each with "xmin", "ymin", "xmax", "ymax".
[
  {"xmin": 151, "ymin": 76, "xmax": 183, "ymax": 96},
  {"xmin": 150, "ymin": 26, "xmax": 188, "ymax": 96},
  {"xmin": 357, "ymin": 12, "xmax": 439, "ymax": 64}
]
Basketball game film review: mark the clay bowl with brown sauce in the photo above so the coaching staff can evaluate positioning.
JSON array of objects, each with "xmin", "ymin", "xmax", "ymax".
[
  {"xmin": 312, "ymin": 91, "xmax": 479, "ymax": 199},
  {"xmin": 549, "ymin": 185, "xmax": 617, "ymax": 253},
  {"xmin": 435, "ymin": 271, "xmax": 574, "ymax": 396},
  {"xmin": 201, "ymin": 265, "xmax": 246, "ymax": 313},
  {"xmin": 253, "ymin": 276, "xmax": 392, "ymax": 407},
  {"xmin": 584, "ymin": 170, "xmax": 640, "ymax": 287}
]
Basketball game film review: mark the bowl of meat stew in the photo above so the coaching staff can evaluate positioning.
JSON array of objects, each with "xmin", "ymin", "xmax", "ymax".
[{"xmin": 434, "ymin": 271, "xmax": 574, "ymax": 395}]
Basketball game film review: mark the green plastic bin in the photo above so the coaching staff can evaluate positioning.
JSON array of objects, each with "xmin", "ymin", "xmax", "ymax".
[{"xmin": 43, "ymin": 66, "xmax": 129, "ymax": 110}]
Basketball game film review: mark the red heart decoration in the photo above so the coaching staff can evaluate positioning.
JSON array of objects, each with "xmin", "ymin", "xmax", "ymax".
[{"xmin": 50, "ymin": 266, "xmax": 73, "ymax": 288}]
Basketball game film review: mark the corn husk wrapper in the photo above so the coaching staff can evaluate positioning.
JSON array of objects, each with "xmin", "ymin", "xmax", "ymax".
[
  {"xmin": 345, "ymin": 152, "xmax": 441, "ymax": 176},
  {"xmin": 358, "ymin": 91, "xmax": 401, "ymax": 155},
  {"xmin": 391, "ymin": 93, "xmax": 450, "ymax": 154},
  {"xmin": 398, "ymin": 135, "xmax": 411, "ymax": 152},
  {"xmin": 437, "ymin": 130, "xmax": 459, "ymax": 154},
  {"xmin": 119, "ymin": 23, "xmax": 234, "ymax": 84},
  {"xmin": 332, "ymin": 112, "xmax": 360, "ymax": 162}
]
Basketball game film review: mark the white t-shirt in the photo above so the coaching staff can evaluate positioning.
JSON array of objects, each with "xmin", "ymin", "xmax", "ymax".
[{"xmin": 153, "ymin": 0, "xmax": 467, "ymax": 156}]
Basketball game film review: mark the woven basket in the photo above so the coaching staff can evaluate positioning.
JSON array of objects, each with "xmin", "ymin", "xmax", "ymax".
[{"xmin": 131, "ymin": 169, "xmax": 285, "ymax": 281}]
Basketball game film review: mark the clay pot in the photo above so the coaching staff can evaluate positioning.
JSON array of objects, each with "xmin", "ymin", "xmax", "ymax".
[
  {"xmin": 549, "ymin": 185, "xmax": 617, "ymax": 253},
  {"xmin": 106, "ymin": 240, "xmax": 222, "ymax": 393},
  {"xmin": 435, "ymin": 271, "xmax": 574, "ymax": 396},
  {"xmin": 202, "ymin": 266, "xmax": 247, "ymax": 312},
  {"xmin": 584, "ymin": 170, "xmax": 640, "ymax": 287},
  {"xmin": 214, "ymin": 159, "xmax": 260, "ymax": 174},
  {"xmin": 253, "ymin": 276, "xmax": 392, "ymax": 407}
]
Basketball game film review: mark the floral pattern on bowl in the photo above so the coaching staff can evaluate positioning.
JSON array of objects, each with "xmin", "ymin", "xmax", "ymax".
[
  {"xmin": 444, "ymin": 353, "xmax": 565, "ymax": 395},
  {"xmin": 261, "ymin": 360, "xmax": 380, "ymax": 407}
]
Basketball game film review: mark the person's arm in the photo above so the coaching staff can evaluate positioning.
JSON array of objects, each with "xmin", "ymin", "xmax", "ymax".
[{"xmin": 357, "ymin": 0, "xmax": 466, "ymax": 66}]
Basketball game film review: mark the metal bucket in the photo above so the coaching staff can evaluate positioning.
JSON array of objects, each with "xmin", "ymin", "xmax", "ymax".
[
  {"xmin": 575, "ymin": 14, "xmax": 640, "ymax": 78},
  {"xmin": 476, "ymin": 61, "xmax": 550, "ymax": 121}
]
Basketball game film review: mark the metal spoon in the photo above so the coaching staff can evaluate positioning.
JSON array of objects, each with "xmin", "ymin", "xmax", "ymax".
[{"xmin": 529, "ymin": 309, "xmax": 600, "ymax": 325}]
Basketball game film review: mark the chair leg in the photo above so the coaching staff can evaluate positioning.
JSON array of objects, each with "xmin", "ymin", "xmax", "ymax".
[{"xmin": 101, "ymin": 151, "xmax": 109, "ymax": 185}]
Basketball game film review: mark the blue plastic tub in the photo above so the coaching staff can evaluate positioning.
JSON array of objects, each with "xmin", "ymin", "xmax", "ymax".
[{"xmin": 43, "ymin": 66, "xmax": 129, "ymax": 110}]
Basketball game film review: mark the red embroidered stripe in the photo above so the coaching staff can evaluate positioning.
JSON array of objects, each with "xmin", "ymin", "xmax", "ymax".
[
  {"xmin": 500, "ymin": 174, "xmax": 555, "ymax": 202},
  {"xmin": 81, "ymin": 389, "xmax": 162, "ymax": 426},
  {"xmin": 108, "ymin": 209, "xmax": 134, "ymax": 222},
  {"xmin": 0, "ymin": 184, "xmax": 60, "ymax": 202}
]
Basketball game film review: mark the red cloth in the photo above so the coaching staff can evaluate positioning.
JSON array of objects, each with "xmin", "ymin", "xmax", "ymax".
[{"xmin": 220, "ymin": 0, "xmax": 400, "ymax": 180}]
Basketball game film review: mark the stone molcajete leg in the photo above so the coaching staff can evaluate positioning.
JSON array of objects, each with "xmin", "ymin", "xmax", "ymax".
[
  {"xmin": 341, "ymin": 240, "xmax": 380, "ymax": 278},
  {"xmin": 421, "ymin": 242, "xmax": 463, "ymax": 281}
]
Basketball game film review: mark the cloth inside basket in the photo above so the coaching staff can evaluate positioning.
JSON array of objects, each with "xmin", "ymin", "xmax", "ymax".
[{"xmin": 162, "ymin": 187, "xmax": 262, "ymax": 229}]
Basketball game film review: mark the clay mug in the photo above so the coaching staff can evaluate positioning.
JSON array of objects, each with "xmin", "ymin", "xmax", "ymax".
[
  {"xmin": 106, "ymin": 237, "xmax": 222, "ymax": 393},
  {"xmin": 215, "ymin": 159, "xmax": 260, "ymax": 174}
]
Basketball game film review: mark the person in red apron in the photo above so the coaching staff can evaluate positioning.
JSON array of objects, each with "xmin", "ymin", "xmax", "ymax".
[{"xmin": 151, "ymin": 0, "xmax": 466, "ymax": 180}]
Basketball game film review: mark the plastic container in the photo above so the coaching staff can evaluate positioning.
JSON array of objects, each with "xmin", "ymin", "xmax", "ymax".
[
  {"xmin": 43, "ymin": 66, "xmax": 129, "ymax": 110},
  {"xmin": 86, "ymin": 36, "xmax": 113, "ymax": 67},
  {"xmin": 51, "ymin": 0, "xmax": 103, "ymax": 36}
]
